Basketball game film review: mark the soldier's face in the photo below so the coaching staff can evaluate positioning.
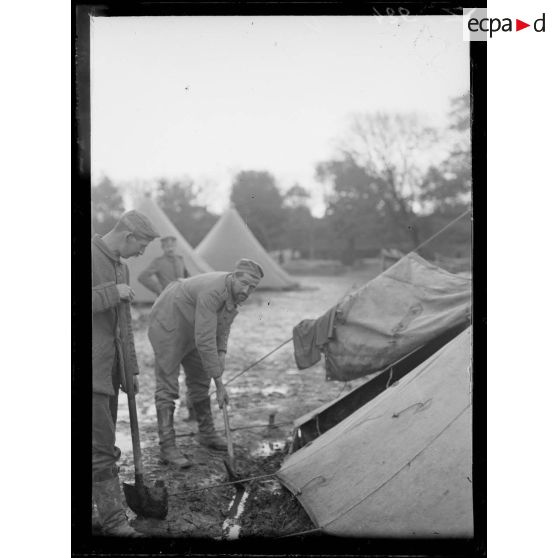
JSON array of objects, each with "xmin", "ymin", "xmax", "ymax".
[
  {"xmin": 162, "ymin": 240, "xmax": 176, "ymax": 256},
  {"xmin": 122, "ymin": 234, "xmax": 150, "ymax": 258},
  {"xmin": 231, "ymin": 273, "xmax": 260, "ymax": 305}
]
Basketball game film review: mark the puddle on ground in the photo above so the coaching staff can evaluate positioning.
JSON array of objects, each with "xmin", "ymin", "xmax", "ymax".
[
  {"xmin": 222, "ymin": 488, "xmax": 250, "ymax": 540},
  {"xmin": 261, "ymin": 385, "xmax": 289, "ymax": 397},
  {"xmin": 227, "ymin": 386, "xmax": 260, "ymax": 395},
  {"xmin": 228, "ymin": 384, "xmax": 290, "ymax": 397},
  {"xmin": 251, "ymin": 439, "xmax": 287, "ymax": 458}
]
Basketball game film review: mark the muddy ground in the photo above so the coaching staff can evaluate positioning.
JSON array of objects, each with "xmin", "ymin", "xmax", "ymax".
[{"xmin": 113, "ymin": 264, "xmax": 381, "ymax": 538}]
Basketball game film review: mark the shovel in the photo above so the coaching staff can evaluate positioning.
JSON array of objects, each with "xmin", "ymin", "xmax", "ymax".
[
  {"xmin": 221, "ymin": 403, "xmax": 245, "ymax": 488},
  {"xmin": 115, "ymin": 312, "xmax": 169, "ymax": 519}
]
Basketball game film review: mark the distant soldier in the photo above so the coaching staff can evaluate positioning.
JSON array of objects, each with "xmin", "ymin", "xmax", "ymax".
[
  {"xmin": 138, "ymin": 235, "xmax": 189, "ymax": 296},
  {"xmin": 91, "ymin": 210, "xmax": 159, "ymax": 537},
  {"xmin": 147, "ymin": 259, "xmax": 264, "ymax": 469}
]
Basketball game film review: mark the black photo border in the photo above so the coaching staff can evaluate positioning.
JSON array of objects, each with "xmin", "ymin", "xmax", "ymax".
[{"xmin": 72, "ymin": 2, "xmax": 486, "ymax": 556}]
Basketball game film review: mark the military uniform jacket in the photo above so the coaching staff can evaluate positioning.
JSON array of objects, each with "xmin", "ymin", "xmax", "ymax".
[
  {"xmin": 148, "ymin": 272, "xmax": 238, "ymax": 378},
  {"xmin": 91, "ymin": 235, "xmax": 139, "ymax": 396},
  {"xmin": 138, "ymin": 254, "xmax": 189, "ymax": 295}
]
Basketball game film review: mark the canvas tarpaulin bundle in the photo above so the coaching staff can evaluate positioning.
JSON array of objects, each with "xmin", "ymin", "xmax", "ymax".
[{"xmin": 292, "ymin": 252, "xmax": 471, "ymax": 381}]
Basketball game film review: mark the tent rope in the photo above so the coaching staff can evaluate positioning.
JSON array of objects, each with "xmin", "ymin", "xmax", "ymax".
[
  {"xmin": 278, "ymin": 527, "xmax": 323, "ymax": 538},
  {"xmin": 175, "ymin": 420, "xmax": 292, "ymax": 438},
  {"xmin": 180, "ymin": 471, "xmax": 278, "ymax": 495},
  {"xmin": 407, "ymin": 208, "xmax": 471, "ymax": 258},
  {"xmin": 208, "ymin": 337, "xmax": 292, "ymax": 396}
]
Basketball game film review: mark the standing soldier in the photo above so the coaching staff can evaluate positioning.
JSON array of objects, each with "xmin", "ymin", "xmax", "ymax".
[
  {"xmin": 147, "ymin": 259, "xmax": 264, "ymax": 469},
  {"xmin": 138, "ymin": 235, "xmax": 196, "ymax": 420},
  {"xmin": 91, "ymin": 210, "xmax": 159, "ymax": 536},
  {"xmin": 138, "ymin": 235, "xmax": 189, "ymax": 296}
]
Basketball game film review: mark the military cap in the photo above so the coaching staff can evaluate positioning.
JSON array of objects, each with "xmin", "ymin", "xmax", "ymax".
[
  {"xmin": 234, "ymin": 258, "xmax": 264, "ymax": 279},
  {"xmin": 161, "ymin": 235, "xmax": 177, "ymax": 244},
  {"xmin": 120, "ymin": 210, "xmax": 160, "ymax": 240}
]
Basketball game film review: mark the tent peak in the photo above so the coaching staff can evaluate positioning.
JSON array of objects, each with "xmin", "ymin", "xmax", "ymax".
[{"xmin": 195, "ymin": 206, "xmax": 299, "ymax": 290}]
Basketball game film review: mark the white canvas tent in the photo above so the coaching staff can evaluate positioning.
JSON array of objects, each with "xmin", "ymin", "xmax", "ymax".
[
  {"xmin": 278, "ymin": 327, "xmax": 473, "ymax": 538},
  {"xmin": 195, "ymin": 207, "xmax": 299, "ymax": 290},
  {"xmin": 126, "ymin": 195, "xmax": 213, "ymax": 303}
]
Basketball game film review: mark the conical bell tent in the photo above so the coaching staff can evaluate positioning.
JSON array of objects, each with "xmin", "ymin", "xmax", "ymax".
[
  {"xmin": 195, "ymin": 206, "xmax": 299, "ymax": 290},
  {"xmin": 126, "ymin": 194, "xmax": 213, "ymax": 303},
  {"xmin": 277, "ymin": 327, "xmax": 473, "ymax": 538}
]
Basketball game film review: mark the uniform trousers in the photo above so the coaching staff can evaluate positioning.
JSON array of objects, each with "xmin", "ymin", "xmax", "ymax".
[
  {"xmin": 92, "ymin": 359, "xmax": 121, "ymax": 481},
  {"xmin": 155, "ymin": 349, "xmax": 210, "ymax": 408}
]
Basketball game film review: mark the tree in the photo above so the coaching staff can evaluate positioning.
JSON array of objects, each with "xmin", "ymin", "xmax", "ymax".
[
  {"xmin": 337, "ymin": 112, "xmax": 441, "ymax": 247},
  {"xmin": 91, "ymin": 176, "xmax": 125, "ymax": 235},
  {"xmin": 156, "ymin": 178, "xmax": 218, "ymax": 246},
  {"xmin": 230, "ymin": 171, "xmax": 287, "ymax": 250},
  {"xmin": 282, "ymin": 184, "xmax": 316, "ymax": 258},
  {"xmin": 283, "ymin": 183, "xmax": 311, "ymax": 208},
  {"xmin": 420, "ymin": 94, "xmax": 471, "ymax": 212},
  {"xmin": 316, "ymin": 156, "xmax": 389, "ymax": 264}
]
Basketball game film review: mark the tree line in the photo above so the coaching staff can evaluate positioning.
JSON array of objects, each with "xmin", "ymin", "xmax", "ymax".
[{"xmin": 91, "ymin": 95, "xmax": 471, "ymax": 265}]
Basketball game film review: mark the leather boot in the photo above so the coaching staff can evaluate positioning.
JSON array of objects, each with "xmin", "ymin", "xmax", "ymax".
[
  {"xmin": 193, "ymin": 398, "xmax": 228, "ymax": 451},
  {"xmin": 92, "ymin": 475, "xmax": 141, "ymax": 537},
  {"xmin": 156, "ymin": 405, "xmax": 191, "ymax": 469}
]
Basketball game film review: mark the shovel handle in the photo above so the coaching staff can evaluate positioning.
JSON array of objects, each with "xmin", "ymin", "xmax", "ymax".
[
  {"xmin": 222, "ymin": 404, "xmax": 235, "ymax": 466},
  {"xmin": 115, "ymin": 308, "xmax": 144, "ymax": 480}
]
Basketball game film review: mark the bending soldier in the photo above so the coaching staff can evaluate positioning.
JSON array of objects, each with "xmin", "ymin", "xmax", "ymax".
[
  {"xmin": 138, "ymin": 235, "xmax": 195, "ymax": 420},
  {"xmin": 148, "ymin": 259, "xmax": 264, "ymax": 468}
]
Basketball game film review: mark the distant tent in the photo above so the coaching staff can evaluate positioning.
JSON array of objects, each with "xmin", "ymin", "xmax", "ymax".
[
  {"xmin": 277, "ymin": 327, "xmax": 473, "ymax": 538},
  {"xmin": 195, "ymin": 207, "xmax": 299, "ymax": 290},
  {"xmin": 126, "ymin": 195, "xmax": 213, "ymax": 303}
]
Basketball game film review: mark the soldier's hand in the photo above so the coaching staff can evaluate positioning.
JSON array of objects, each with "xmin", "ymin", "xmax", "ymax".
[
  {"xmin": 117, "ymin": 284, "xmax": 135, "ymax": 301},
  {"xmin": 215, "ymin": 382, "xmax": 229, "ymax": 409},
  {"xmin": 121, "ymin": 375, "xmax": 139, "ymax": 394}
]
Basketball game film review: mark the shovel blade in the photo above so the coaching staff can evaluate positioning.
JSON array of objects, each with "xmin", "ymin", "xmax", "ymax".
[
  {"xmin": 223, "ymin": 458, "xmax": 246, "ymax": 490},
  {"xmin": 123, "ymin": 479, "xmax": 169, "ymax": 519}
]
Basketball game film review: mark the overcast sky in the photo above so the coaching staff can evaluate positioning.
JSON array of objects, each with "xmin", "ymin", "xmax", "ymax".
[{"xmin": 91, "ymin": 15, "xmax": 469, "ymax": 216}]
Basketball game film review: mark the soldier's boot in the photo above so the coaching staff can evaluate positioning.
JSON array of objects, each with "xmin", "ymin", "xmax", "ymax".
[
  {"xmin": 156, "ymin": 405, "xmax": 192, "ymax": 469},
  {"xmin": 92, "ymin": 475, "xmax": 141, "ymax": 537},
  {"xmin": 193, "ymin": 397, "xmax": 228, "ymax": 451}
]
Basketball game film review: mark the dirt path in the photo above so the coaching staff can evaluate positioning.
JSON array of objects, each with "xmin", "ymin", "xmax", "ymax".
[{"xmin": 114, "ymin": 268, "xmax": 379, "ymax": 538}]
